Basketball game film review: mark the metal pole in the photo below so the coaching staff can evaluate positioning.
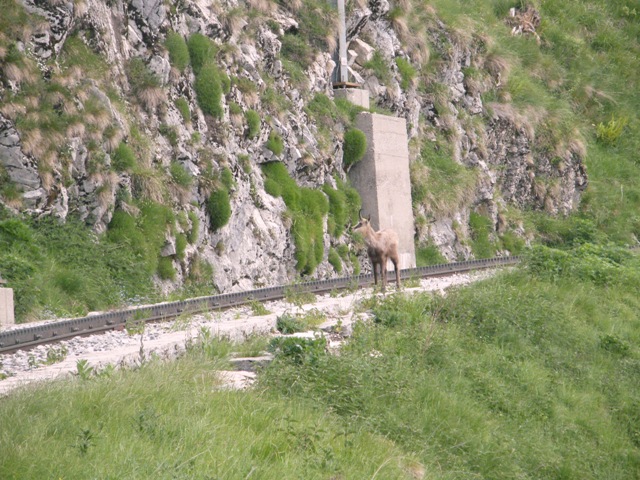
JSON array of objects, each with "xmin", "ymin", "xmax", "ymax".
[{"xmin": 331, "ymin": 0, "xmax": 349, "ymax": 84}]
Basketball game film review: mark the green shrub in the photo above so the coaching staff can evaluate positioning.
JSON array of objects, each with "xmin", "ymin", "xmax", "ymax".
[
  {"xmin": 157, "ymin": 257, "xmax": 176, "ymax": 280},
  {"xmin": 175, "ymin": 234, "xmax": 187, "ymax": 261},
  {"xmin": 469, "ymin": 212, "xmax": 497, "ymax": 259},
  {"xmin": 169, "ymin": 162, "xmax": 192, "ymax": 188},
  {"xmin": 187, "ymin": 33, "xmax": 217, "ymax": 75},
  {"xmin": 111, "ymin": 143, "xmax": 137, "ymax": 172},
  {"xmin": 596, "ymin": 115, "xmax": 628, "ymax": 145},
  {"xmin": 125, "ymin": 58, "xmax": 160, "ymax": 94},
  {"xmin": 276, "ymin": 313, "xmax": 306, "ymax": 334},
  {"xmin": 328, "ymin": 247, "xmax": 342, "ymax": 273},
  {"xmin": 229, "ymin": 102, "xmax": 242, "ymax": 116},
  {"xmin": 159, "ymin": 124, "xmax": 178, "ymax": 147},
  {"xmin": 343, "ymin": 128, "xmax": 367, "ymax": 168},
  {"xmin": 363, "ymin": 50, "xmax": 391, "ymax": 85},
  {"xmin": 245, "ymin": 110, "xmax": 261, "ymax": 138},
  {"xmin": 165, "ymin": 32, "xmax": 190, "ymax": 72},
  {"xmin": 195, "ymin": 64, "xmax": 223, "ymax": 118},
  {"xmin": 268, "ymin": 336, "xmax": 327, "ymax": 365},
  {"xmin": 395, "ymin": 57, "xmax": 417, "ymax": 90},
  {"xmin": 174, "ymin": 98, "xmax": 190, "ymax": 123},
  {"xmin": 281, "ymin": 33, "xmax": 313, "ymax": 68},
  {"xmin": 266, "ymin": 131, "xmax": 284, "ymax": 156},
  {"xmin": 206, "ymin": 188, "xmax": 232, "ymax": 231},
  {"xmin": 220, "ymin": 166, "xmax": 234, "ymax": 191},
  {"xmin": 322, "ymin": 178, "xmax": 360, "ymax": 239},
  {"xmin": 187, "ymin": 211, "xmax": 200, "ymax": 244},
  {"xmin": 416, "ymin": 243, "xmax": 447, "ymax": 266},
  {"xmin": 261, "ymin": 162, "xmax": 328, "ymax": 274}
]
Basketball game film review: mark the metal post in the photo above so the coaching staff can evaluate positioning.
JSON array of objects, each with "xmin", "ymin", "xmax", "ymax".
[{"xmin": 331, "ymin": 0, "xmax": 349, "ymax": 85}]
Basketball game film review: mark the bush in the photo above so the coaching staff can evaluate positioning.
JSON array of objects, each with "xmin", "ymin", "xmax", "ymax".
[
  {"xmin": 125, "ymin": 58, "xmax": 160, "ymax": 95},
  {"xmin": 395, "ymin": 57, "xmax": 416, "ymax": 90},
  {"xmin": 206, "ymin": 188, "xmax": 232, "ymax": 231},
  {"xmin": 261, "ymin": 162, "xmax": 329, "ymax": 274},
  {"xmin": 469, "ymin": 212, "xmax": 497, "ymax": 259},
  {"xmin": 328, "ymin": 248, "xmax": 342, "ymax": 273},
  {"xmin": 343, "ymin": 128, "xmax": 367, "ymax": 168},
  {"xmin": 175, "ymin": 233, "xmax": 187, "ymax": 260},
  {"xmin": 195, "ymin": 64, "xmax": 223, "ymax": 118},
  {"xmin": 220, "ymin": 167, "xmax": 234, "ymax": 191},
  {"xmin": 245, "ymin": 110, "xmax": 261, "ymax": 138},
  {"xmin": 266, "ymin": 131, "xmax": 284, "ymax": 156},
  {"xmin": 157, "ymin": 257, "xmax": 176, "ymax": 280},
  {"xmin": 111, "ymin": 142, "xmax": 137, "ymax": 172},
  {"xmin": 596, "ymin": 115, "xmax": 628, "ymax": 145},
  {"xmin": 174, "ymin": 98, "xmax": 190, "ymax": 124},
  {"xmin": 416, "ymin": 243, "xmax": 447, "ymax": 266},
  {"xmin": 169, "ymin": 162, "xmax": 192, "ymax": 188},
  {"xmin": 187, "ymin": 33, "xmax": 217, "ymax": 75},
  {"xmin": 187, "ymin": 211, "xmax": 200, "ymax": 244},
  {"xmin": 165, "ymin": 32, "xmax": 190, "ymax": 72}
]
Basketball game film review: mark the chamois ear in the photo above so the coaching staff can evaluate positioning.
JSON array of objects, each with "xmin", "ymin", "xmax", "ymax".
[{"xmin": 367, "ymin": 214, "xmax": 371, "ymax": 221}]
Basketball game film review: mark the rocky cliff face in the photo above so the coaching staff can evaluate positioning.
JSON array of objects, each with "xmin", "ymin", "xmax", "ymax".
[{"xmin": 0, "ymin": 0, "xmax": 587, "ymax": 292}]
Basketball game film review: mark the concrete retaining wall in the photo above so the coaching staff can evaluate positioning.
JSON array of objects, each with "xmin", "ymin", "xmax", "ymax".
[
  {"xmin": 349, "ymin": 112, "xmax": 416, "ymax": 269},
  {"xmin": 0, "ymin": 288, "xmax": 15, "ymax": 326}
]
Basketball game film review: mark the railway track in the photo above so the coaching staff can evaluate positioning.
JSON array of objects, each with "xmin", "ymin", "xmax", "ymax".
[{"xmin": 0, "ymin": 256, "xmax": 520, "ymax": 355}]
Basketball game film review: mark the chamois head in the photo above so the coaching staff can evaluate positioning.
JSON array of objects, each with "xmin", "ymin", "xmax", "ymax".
[{"xmin": 353, "ymin": 209, "xmax": 372, "ymax": 234}]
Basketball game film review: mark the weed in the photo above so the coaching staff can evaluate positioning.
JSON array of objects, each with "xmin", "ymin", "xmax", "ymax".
[
  {"xmin": 248, "ymin": 300, "xmax": 270, "ymax": 316},
  {"xmin": 75, "ymin": 359, "xmax": 95, "ymax": 380},
  {"xmin": 73, "ymin": 428, "xmax": 94, "ymax": 456},
  {"xmin": 44, "ymin": 345, "xmax": 68, "ymax": 365},
  {"xmin": 596, "ymin": 115, "xmax": 628, "ymax": 145}
]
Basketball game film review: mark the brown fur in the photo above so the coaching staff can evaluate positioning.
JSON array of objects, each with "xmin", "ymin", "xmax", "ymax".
[{"xmin": 353, "ymin": 211, "xmax": 400, "ymax": 292}]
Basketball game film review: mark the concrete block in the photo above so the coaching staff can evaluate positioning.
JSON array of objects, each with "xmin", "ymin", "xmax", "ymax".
[
  {"xmin": 0, "ymin": 288, "xmax": 15, "ymax": 326},
  {"xmin": 349, "ymin": 112, "xmax": 416, "ymax": 269},
  {"xmin": 334, "ymin": 88, "xmax": 370, "ymax": 109}
]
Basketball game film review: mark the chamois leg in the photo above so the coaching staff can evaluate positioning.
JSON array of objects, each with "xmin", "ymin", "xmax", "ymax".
[
  {"xmin": 391, "ymin": 255, "xmax": 400, "ymax": 289},
  {"xmin": 380, "ymin": 255, "xmax": 388, "ymax": 293},
  {"xmin": 371, "ymin": 258, "xmax": 378, "ymax": 287}
]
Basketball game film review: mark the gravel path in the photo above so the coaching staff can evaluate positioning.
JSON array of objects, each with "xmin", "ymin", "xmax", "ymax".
[{"xmin": 0, "ymin": 271, "xmax": 494, "ymax": 396}]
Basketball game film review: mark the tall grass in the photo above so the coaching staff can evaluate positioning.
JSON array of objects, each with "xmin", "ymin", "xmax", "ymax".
[
  {"xmin": 0, "ymin": 342, "xmax": 412, "ymax": 479},
  {"xmin": 263, "ymin": 247, "xmax": 640, "ymax": 478}
]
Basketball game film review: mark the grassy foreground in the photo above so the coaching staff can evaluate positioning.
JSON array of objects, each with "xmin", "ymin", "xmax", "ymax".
[{"xmin": 1, "ymin": 246, "xmax": 639, "ymax": 479}]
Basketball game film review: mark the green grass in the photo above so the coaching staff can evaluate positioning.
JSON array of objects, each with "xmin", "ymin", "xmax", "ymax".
[
  {"xmin": 263, "ymin": 248, "xmax": 640, "ymax": 478},
  {"xmin": 164, "ymin": 31, "xmax": 190, "ymax": 72},
  {"xmin": 245, "ymin": 109, "xmax": 261, "ymax": 138},
  {"xmin": 194, "ymin": 63, "xmax": 224, "ymax": 118},
  {"xmin": 262, "ymin": 162, "xmax": 329, "ymax": 274},
  {"xmin": 3, "ymin": 248, "xmax": 640, "ymax": 478},
  {"xmin": 206, "ymin": 187, "xmax": 232, "ymax": 231},
  {"xmin": 342, "ymin": 128, "xmax": 367, "ymax": 168},
  {"xmin": 412, "ymin": 138, "xmax": 477, "ymax": 215},
  {"xmin": 0, "ymin": 213, "xmax": 155, "ymax": 321},
  {"xmin": 0, "ymin": 347, "xmax": 411, "ymax": 479}
]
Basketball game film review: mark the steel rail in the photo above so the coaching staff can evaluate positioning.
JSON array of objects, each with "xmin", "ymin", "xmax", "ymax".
[{"xmin": 0, "ymin": 256, "xmax": 520, "ymax": 355}]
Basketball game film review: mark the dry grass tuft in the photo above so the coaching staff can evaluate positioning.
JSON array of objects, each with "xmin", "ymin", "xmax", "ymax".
[
  {"xmin": 0, "ymin": 103, "xmax": 26, "ymax": 120},
  {"xmin": 489, "ymin": 102, "xmax": 537, "ymax": 141},
  {"xmin": 133, "ymin": 169, "xmax": 165, "ymax": 203},
  {"xmin": 22, "ymin": 129, "xmax": 46, "ymax": 158},
  {"xmin": 66, "ymin": 122, "xmax": 86, "ymax": 139},
  {"xmin": 484, "ymin": 53, "xmax": 512, "ymax": 87},
  {"xmin": 247, "ymin": 0, "xmax": 273, "ymax": 13},
  {"xmin": 138, "ymin": 87, "xmax": 166, "ymax": 112}
]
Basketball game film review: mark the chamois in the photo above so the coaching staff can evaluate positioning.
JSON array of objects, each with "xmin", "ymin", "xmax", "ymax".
[{"xmin": 353, "ymin": 210, "xmax": 400, "ymax": 292}]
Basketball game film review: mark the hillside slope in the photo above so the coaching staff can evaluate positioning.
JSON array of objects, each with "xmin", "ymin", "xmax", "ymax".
[{"xmin": 1, "ymin": 0, "xmax": 639, "ymax": 321}]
